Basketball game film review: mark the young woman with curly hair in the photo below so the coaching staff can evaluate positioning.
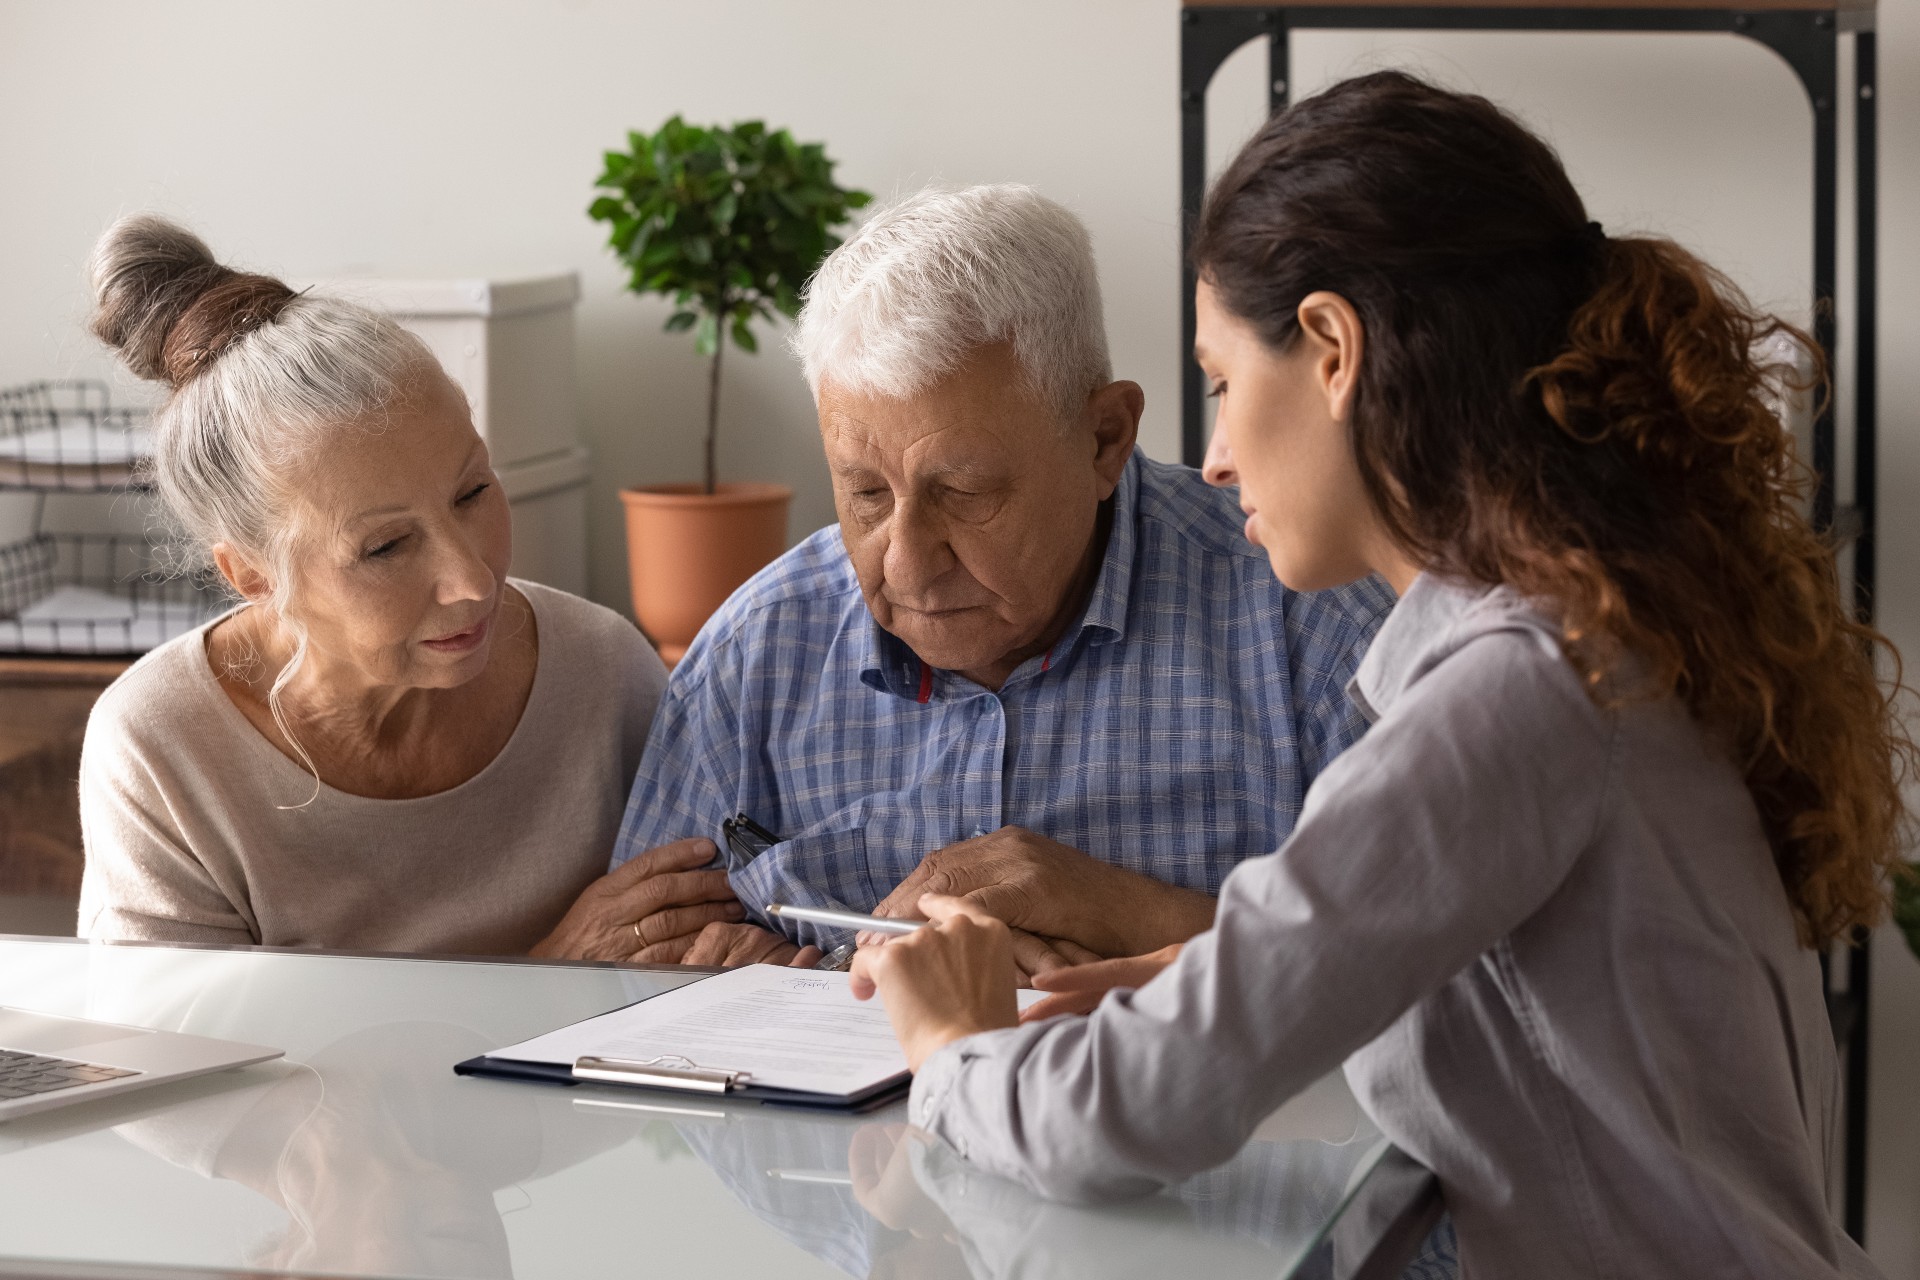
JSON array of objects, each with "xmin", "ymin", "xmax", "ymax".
[{"xmin": 849, "ymin": 72, "xmax": 1910, "ymax": 1279}]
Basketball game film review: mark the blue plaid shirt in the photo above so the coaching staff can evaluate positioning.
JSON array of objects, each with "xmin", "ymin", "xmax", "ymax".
[{"xmin": 611, "ymin": 450, "xmax": 1393, "ymax": 951}]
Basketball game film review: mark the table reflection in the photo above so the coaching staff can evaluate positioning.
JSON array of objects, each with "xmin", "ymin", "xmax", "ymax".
[
  {"xmin": 0, "ymin": 945, "xmax": 676, "ymax": 1279},
  {"xmin": 113, "ymin": 1020, "xmax": 635, "ymax": 1277},
  {"xmin": 673, "ymin": 1074, "xmax": 1379, "ymax": 1280},
  {"xmin": 0, "ymin": 941, "xmax": 1444, "ymax": 1280}
]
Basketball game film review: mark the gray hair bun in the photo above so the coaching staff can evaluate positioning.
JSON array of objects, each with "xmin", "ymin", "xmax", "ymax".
[{"xmin": 88, "ymin": 214, "xmax": 297, "ymax": 388}]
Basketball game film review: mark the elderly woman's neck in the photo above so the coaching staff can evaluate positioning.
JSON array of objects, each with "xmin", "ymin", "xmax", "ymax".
[
  {"xmin": 277, "ymin": 655, "xmax": 435, "ymax": 744},
  {"xmin": 217, "ymin": 617, "xmax": 440, "ymax": 749},
  {"xmin": 206, "ymin": 593, "xmax": 538, "ymax": 796}
]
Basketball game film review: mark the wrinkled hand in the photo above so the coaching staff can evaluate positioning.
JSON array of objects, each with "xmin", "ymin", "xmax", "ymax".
[
  {"xmin": 1002, "ymin": 928, "xmax": 1103, "ymax": 984},
  {"xmin": 850, "ymin": 895, "xmax": 1019, "ymax": 1071},
  {"xmin": 865, "ymin": 826, "xmax": 1215, "ymax": 960},
  {"xmin": 530, "ymin": 838, "xmax": 744, "ymax": 962},
  {"xmin": 1020, "ymin": 943, "xmax": 1184, "ymax": 1022},
  {"xmin": 682, "ymin": 921, "xmax": 823, "ymax": 969}
]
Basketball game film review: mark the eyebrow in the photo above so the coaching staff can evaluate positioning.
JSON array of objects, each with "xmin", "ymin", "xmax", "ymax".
[{"xmin": 831, "ymin": 459, "xmax": 995, "ymax": 483}]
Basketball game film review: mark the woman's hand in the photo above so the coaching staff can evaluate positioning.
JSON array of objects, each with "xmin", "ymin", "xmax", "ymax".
[
  {"xmin": 1019, "ymin": 943, "xmax": 1184, "ymax": 1022},
  {"xmin": 682, "ymin": 921, "xmax": 822, "ymax": 969},
  {"xmin": 529, "ymin": 838, "xmax": 744, "ymax": 962},
  {"xmin": 849, "ymin": 894, "xmax": 1020, "ymax": 1071}
]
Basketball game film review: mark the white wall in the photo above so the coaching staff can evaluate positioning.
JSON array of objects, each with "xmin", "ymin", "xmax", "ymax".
[{"xmin": 1, "ymin": 0, "xmax": 1915, "ymax": 1270}]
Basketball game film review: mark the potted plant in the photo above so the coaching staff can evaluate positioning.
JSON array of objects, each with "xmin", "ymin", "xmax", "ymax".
[{"xmin": 591, "ymin": 117, "xmax": 869, "ymax": 663}]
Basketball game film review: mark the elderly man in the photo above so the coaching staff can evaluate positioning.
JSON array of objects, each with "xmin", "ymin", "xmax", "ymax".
[{"xmin": 541, "ymin": 184, "xmax": 1390, "ymax": 970}]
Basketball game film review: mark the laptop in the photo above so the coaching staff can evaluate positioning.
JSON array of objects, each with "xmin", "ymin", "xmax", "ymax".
[{"xmin": 0, "ymin": 1007, "xmax": 282, "ymax": 1122}]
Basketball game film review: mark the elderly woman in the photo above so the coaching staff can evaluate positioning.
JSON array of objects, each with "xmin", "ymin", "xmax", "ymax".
[{"xmin": 76, "ymin": 215, "xmax": 736, "ymax": 956}]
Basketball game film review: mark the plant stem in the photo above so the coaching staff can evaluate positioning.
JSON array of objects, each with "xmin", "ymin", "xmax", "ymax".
[{"xmin": 705, "ymin": 310, "xmax": 723, "ymax": 496}]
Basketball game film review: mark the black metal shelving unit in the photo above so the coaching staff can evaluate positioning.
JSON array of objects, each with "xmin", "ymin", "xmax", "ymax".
[
  {"xmin": 1178, "ymin": 0, "xmax": 1879, "ymax": 1240},
  {"xmin": 0, "ymin": 381, "xmax": 230, "ymax": 656}
]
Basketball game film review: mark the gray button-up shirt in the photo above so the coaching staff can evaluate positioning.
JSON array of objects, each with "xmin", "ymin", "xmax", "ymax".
[{"xmin": 910, "ymin": 575, "xmax": 1875, "ymax": 1280}]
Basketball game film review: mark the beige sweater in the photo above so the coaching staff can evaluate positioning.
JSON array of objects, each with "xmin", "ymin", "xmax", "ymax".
[{"xmin": 76, "ymin": 580, "xmax": 667, "ymax": 955}]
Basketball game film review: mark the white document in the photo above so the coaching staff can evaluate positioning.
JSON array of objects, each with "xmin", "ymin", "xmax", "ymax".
[{"xmin": 488, "ymin": 965, "xmax": 1043, "ymax": 1098}]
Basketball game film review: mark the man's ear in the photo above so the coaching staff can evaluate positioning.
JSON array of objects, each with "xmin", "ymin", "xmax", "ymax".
[
  {"xmin": 1082, "ymin": 379, "xmax": 1143, "ymax": 498},
  {"xmin": 210, "ymin": 542, "xmax": 272, "ymax": 604},
  {"xmin": 1294, "ymin": 291, "xmax": 1365, "ymax": 425}
]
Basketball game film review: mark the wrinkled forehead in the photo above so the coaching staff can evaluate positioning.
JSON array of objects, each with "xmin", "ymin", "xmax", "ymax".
[
  {"xmin": 816, "ymin": 367, "xmax": 1060, "ymax": 484},
  {"xmin": 285, "ymin": 373, "xmax": 485, "ymax": 533}
]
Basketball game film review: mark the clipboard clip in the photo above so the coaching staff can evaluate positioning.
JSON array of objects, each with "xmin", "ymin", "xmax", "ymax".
[{"xmin": 572, "ymin": 1054, "xmax": 754, "ymax": 1094}]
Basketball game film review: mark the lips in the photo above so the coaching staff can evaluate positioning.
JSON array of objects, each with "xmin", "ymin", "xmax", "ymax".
[
  {"xmin": 890, "ymin": 601, "xmax": 983, "ymax": 618},
  {"xmin": 422, "ymin": 614, "xmax": 491, "ymax": 654}
]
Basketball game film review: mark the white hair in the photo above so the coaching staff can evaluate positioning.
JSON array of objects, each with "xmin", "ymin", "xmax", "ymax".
[
  {"xmin": 89, "ymin": 213, "xmax": 438, "ymax": 802},
  {"xmin": 790, "ymin": 184, "xmax": 1112, "ymax": 424}
]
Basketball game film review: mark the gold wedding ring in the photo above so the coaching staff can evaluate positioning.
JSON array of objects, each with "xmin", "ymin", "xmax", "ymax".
[{"xmin": 631, "ymin": 922, "xmax": 642, "ymax": 941}]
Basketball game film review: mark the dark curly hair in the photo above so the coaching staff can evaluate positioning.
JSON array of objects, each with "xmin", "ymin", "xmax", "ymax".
[{"xmin": 1193, "ymin": 70, "xmax": 1913, "ymax": 946}]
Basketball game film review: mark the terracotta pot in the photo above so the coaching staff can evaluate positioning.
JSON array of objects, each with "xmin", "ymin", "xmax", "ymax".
[{"xmin": 620, "ymin": 482, "xmax": 792, "ymax": 665}]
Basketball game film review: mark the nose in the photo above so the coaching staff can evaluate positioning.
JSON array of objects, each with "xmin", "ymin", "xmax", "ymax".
[
  {"xmin": 435, "ymin": 522, "xmax": 497, "ymax": 606},
  {"xmin": 882, "ymin": 498, "xmax": 957, "ymax": 600},
  {"xmin": 1201, "ymin": 425, "xmax": 1239, "ymax": 489}
]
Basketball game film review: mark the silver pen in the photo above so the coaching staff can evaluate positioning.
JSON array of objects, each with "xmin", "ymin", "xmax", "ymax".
[{"xmin": 767, "ymin": 903, "xmax": 927, "ymax": 936}]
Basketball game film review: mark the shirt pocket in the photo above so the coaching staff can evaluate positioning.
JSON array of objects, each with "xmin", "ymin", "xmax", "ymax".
[{"xmin": 731, "ymin": 824, "xmax": 870, "ymax": 950}]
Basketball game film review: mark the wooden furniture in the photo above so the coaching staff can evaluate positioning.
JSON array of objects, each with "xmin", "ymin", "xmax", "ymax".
[
  {"xmin": 0, "ymin": 656, "xmax": 126, "ymax": 930},
  {"xmin": 1178, "ymin": 0, "xmax": 1878, "ymax": 1236}
]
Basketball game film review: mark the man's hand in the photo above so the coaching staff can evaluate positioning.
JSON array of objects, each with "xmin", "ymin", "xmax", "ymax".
[
  {"xmin": 866, "ymin": 826, "xmax": 1216, "ymax": 960},
  {"xmin": 1003, "ymin": 929, "xmax": 1103, "ymax": 983},
  {"xmin": 682, "ymin": 921, "xmax": 823, "ymax": 969},
  {"xmin": 850, "ymin": 895, "xmax": 1020, "ymax": 1071},
  {"xmin": 1019, "ymin": 943, "xmax": 1184, "ymax": 1022},
  {"xmin": 530, "ymin": 838, "xmax": 743, "ymax": 962}
]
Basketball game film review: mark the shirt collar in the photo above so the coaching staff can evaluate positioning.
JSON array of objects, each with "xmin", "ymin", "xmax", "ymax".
[
  {"xmin": 859, "ymin": 450, "xmax": 1145, "ymax": 702},
  {"xmin": 1075, "ymin": 449, "xmax": 1141, "ymax": 646},
  {"xmin": 1348, "ymin": 573, "xmax": 1562, "ymax": 722}
]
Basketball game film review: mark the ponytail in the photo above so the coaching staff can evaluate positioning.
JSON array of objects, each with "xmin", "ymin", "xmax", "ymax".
[{"xmin": 1524, "ymin": 237, "xmax": 1911, "ymax": 945}]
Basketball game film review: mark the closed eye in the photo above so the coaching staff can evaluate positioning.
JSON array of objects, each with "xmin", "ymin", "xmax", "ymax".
[
  {"xmin": 366, "ymin": 536, "xmax": 404, "ymax": 559},
  {"xmin": 457, "ymin": 482, "xmax": 490, "ymax": 504}
]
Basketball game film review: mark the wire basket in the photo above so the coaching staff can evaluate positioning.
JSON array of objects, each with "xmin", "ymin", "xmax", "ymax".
[
  {"xmin": 0, "ymin": 532, "xmax": 233, "ymax": 656},
  {"xmin": 0, "ymin": 380, "xmax": 152, "ymax": 492}
]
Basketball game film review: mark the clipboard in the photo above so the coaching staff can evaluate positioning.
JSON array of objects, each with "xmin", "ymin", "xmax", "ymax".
[
  {"xmin": 453, "ymin": 966, "xmax": 925, "ymax": 1113},
  {"xmin": 453, "ymin": 1049, "xmax": 911, "ymax": 1113}
]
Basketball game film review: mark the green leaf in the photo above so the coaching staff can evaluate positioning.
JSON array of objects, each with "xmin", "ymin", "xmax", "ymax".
[
  {"xmin": 588, "ymin": 114, "xmax": 871, "ymax": 323},
  {"xmin": 730, "ymin": 315, "xmax": 758, "ymax": 353},
  {"xmin": 608, "ymin": 215, "xmax": 642, "ymax": 256},
  {"xmin": 694, "ymin": 312, "xmax": 719, "ymax": 356},
  {"xmin": 664, "ymin": 310, "xmax": 700, "ymax": 333},
  {"xmin": 1896, "ymin": 864, "xmax": 1920, "ymax": 964}
]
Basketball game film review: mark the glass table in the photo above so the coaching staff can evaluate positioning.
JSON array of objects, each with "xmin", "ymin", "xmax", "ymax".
[{"xmin": 0, "ymin": 936, "xmax": 1435, "ymax": 1280}]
